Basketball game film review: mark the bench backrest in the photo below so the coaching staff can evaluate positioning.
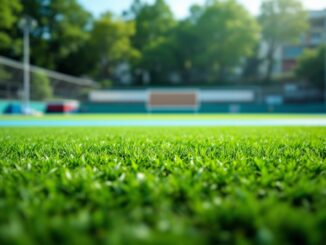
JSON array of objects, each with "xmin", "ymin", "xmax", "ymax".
[{"xmin": 148, "ymin": 91, "xmax": 198, "ymax": 110}]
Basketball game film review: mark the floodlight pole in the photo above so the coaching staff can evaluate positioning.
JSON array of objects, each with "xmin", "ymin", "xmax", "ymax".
[
  {"xmin": 324, "ymin": 10, "xmax": 326, "ymax": 109},
  {"xmin": 19, "ymin": 16, "xmax": 36, "ymax": 114},
  {"xmin": 23, "ymin": 21, "xmax": 30, "ymax": 113}
]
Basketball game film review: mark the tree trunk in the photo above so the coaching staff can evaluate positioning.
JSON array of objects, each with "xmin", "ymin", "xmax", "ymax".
[
  {"xmin": 218, "ymin": 65, "xmax": 227, "ymax": 83},
  {"xmin": 265, "ymin": 41, "xmax": 276, "ymax": 82},
  {"xmin": 6, "ymin": 84, "xmax": 11, "ymax": 99}
]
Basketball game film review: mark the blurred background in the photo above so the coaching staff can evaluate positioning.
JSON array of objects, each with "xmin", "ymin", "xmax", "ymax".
[{"xmin": 0, "ymin": 0, "xmax": 325, "ymax": 114}]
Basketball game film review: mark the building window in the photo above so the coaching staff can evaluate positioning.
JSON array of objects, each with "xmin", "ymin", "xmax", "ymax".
[
  {"xmin": 311, "ymin": 32, "xmax": 322, "ymax": 44},
  {"xmin": 283, "ymin": 46, "xmax": 303, "ymax": 59}
]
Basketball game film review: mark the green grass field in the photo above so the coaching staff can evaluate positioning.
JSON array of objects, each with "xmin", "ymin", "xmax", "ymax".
[{"xmin": 1, "ymin": 127, "xmax": 326, "ymax": 244}]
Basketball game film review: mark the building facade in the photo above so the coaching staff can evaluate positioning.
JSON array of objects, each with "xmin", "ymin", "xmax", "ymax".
[
  {"xmin": 260, "ymin": 9, "xmax": 326, "ymax": 78},
  {"xmin": 282, "ymin": 9, "xmax": 326, "ymax": 74}
]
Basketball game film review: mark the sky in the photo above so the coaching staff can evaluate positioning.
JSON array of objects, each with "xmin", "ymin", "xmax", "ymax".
[{"xmin": 79, "ymin": 0, "xmax": 326, "ymax": 18}]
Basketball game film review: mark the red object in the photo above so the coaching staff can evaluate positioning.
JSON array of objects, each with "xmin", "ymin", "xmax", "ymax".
[
  {"xmin": 282, "ymin": 59, "xmax": 297, "ymax": 72},
  {"xmin": 46, "ymin": 102, "xmax": 79, "ymax": 113}
]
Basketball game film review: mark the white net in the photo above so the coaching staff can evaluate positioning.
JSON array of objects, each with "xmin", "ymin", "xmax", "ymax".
[{"xmin": 0, "ymin": 55, "xmax": 97, "ymax": 101}]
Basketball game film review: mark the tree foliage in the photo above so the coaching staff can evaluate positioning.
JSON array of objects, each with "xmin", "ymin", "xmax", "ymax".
[
  {"xmin": 132, "ymin": 0, "xmax": 176, "ymax": 51},
  {"xmin": 31, "ymin": 71, "xmax": 53, "ymax": 100},
  {"xmin": 129, "ymin": 0, "xmax": 259, "ymax": 85},
  {"xmin": 88, "ymin": 13, "xmax": 139, "ymax": 82},
  {"xmin": 0, "ymin": 0, "xmax": 313, "ymax": 87},
  {"xmin": 187, "ymin": 0, "xmax": 260, "ymax": 82},
  {"xmin": 0, "ymin": 0, "xmax": 22, "ymax": 52},
  {"xmin": 19, "ymin": 0, "xmax": 92, "ymax": 73},
  {"xmin": 296, "ymin": 45, "xmax": 326, "ymax": 89},
  {"xmin": 130, "ymin": 0, "xmax": 177, "ymax": 84}
]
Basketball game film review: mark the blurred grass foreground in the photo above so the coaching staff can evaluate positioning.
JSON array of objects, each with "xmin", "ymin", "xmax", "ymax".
[
  {"xmin": 1, "ymin": 0, "xmax": 326, "ymax": 244},
  {"xmin": 0, "ymin": 127, "xmax": 326, "ymax": 244}
]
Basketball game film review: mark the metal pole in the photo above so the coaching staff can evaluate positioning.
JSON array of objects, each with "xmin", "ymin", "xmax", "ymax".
[
  {"xmin": 324, "ymin": 9, "xmax": 326, "ymax": 108},
  {"xmin": 23, "ymin": 22, "xmax": 30, "ymax": 114}
]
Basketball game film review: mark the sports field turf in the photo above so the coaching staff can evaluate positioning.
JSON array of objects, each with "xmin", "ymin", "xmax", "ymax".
[{"xmin": 0, "ymin": 127, "xmax": 326, "ymax": 244}]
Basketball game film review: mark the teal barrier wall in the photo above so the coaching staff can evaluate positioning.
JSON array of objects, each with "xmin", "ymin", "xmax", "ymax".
[
  {"xmin": 80, "ymin": 103, "xmax": 326, "ymax": 114},
  {"xmin": 81, "ymin": 103, "xmax": 147, "ymax": 113},
  {"xmin": 201, "ymin": 104, "xmax": 326, "ymax": 114},
  {"xmin": 1, "ymin": 100, "xmax": 325, "ymax": 114}
]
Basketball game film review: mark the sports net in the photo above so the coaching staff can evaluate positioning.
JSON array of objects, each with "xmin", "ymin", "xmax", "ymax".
[{"xmin": 0, "ymin": 55, "xmax": 97, "ymax": 101}]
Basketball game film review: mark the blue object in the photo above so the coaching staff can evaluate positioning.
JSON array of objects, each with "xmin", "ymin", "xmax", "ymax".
[{"xmin": 4, "ymin": 103, "xmax": 23, "ymax": 114}]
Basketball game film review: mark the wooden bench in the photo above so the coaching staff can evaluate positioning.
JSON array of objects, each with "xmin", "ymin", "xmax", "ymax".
[{"xmin": 147, "ymin": 90, "xmax": 199, "ymax": 111}]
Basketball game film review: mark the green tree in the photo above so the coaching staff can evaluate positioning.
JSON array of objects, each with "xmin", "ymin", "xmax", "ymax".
[
  {"xmin": 296, "ymin": 45, "xmax": 326, "ymax": 89},
  {"xmin": 176, "ymin": 0, "xmax": 260, "ymax": 83},
  {"xmin": 242, "ymin": 45, "xmax": 263, "ymax": 82},
  {"xmin": 170, "ymin": 15, "xmax": 201, "ymax": 84},
  {"xmin": 132, "ymin": 0, "xmax": 175, "ymax": 51},
  {"xmin": 0, "ymin": 66, "xmax": 14, "ymax": 98},
  {"xmin": 0, "ymin": 0, "xmax": 22, "ymax": 54},
  {"xmin": 259, "ymin": 0, "xmax": 308, "ymax": 81},
  {"xmin": 88, "ymin": 13, "xmax": 139, "ymax": 82},
  {"xmin": 131, "ymin": 0, "xmax": 176, "ymax": 84},
  {"xmin": 0, "ymin": 67, "xmax": 11, "ymax": 83},
  {"xmin": 31, "ymin": 71, "xmax": 53, "ymax": 100},
  {"xmin": 21, "ymin": 0, "xmax": 92, "ymax": 75}
]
